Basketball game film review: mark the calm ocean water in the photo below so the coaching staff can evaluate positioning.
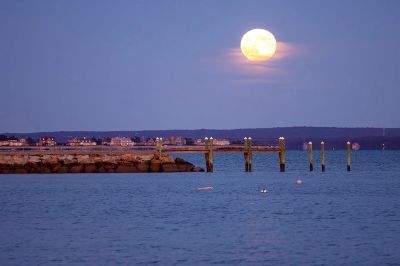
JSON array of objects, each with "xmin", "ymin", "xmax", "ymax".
[{"xmin": 1, "ymin": 150, "xmax": 400, "ymax": 265}]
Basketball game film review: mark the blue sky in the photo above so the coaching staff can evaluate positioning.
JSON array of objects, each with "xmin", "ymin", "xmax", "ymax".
[{"xmin": 1, "ymin": 0, "xmax": 399, "ymax": 132}]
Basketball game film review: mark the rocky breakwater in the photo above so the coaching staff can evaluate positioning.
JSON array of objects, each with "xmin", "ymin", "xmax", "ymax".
[{"xmin": 0, "ymin": 153, "xmax": 204, "ymax": 174}]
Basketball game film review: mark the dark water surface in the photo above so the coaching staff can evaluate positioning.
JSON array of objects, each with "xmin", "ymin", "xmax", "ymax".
[{"xmin": 1, "ymin": 151, "xmax": 400, "ymax": 265}]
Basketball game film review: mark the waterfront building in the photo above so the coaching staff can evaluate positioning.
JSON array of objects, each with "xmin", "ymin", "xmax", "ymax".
[
  {"xmin": 67, "ymin": 138, "xmax": 80, "ymax": 146},
  {"xmin": 162, "ymin": 138, "xmax": 171, "ymax": 145},
  {"xmin": 194, "ymin": 138, "xmax": 230, "ymax": 146},
  {"xmin": 195, "ymin": 139, "xmax": 204, "ymax": 145},
  {"xmin": 36, "ymin": 136, "xmax": 57, "ymax": 146},
  {"xmin": 101, "ymin": 138, "xmax": 111, "ymax": 146},
  {"xmin": 175, "ymin": 136, "xmax": 186, "ymax": 146},
  {"xmin": 67, "ymin": 137, "xmax": 97, "ymax": 146},
  {"xmin": 109, "ymin": 137, "xmax": 134, "ymax": 146},
  {"xmin": 213, "ymin": 139, "xmax": 230, "ymax": 146},
  {"xmin": 184, "ymin": 138, "xmax": 195, "ymax": 145},
  {"xmin": 0, "ymin": 139, "xmax": 25, "ymax": 146},
  {"xmin": 0, "ymin": 140, "xmax": 8, "ymax": 146},
  {"xmin": 164, "ymin": 136, "xmax": 186, "ymax": 146}
]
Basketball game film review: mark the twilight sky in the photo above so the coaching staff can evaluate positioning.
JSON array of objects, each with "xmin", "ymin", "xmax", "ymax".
[{"xmin": 1, "ymin": 0, "xmax": 400, "ymax": 132}]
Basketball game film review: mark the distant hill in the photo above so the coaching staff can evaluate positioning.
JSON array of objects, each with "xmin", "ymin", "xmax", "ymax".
[{"xmin": 2, "ymin": 127, "xmax": 400, "ymax": 150}]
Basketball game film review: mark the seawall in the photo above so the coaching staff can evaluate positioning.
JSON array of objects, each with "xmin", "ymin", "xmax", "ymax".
[{"xmin": 0, "ymin": 152, "xmax": 204, "ymax": 174}]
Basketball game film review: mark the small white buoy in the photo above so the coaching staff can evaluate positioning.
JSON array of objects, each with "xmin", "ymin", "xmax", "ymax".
[{"xmin": 296, "ymin": 179, "xmax": 302, "ymax": 185}]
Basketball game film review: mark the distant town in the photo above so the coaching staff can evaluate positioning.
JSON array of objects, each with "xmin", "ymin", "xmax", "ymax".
[
  {"xmin": 1, "ymin": 127, "xmax": 400, "ymax": 150},
  {"xmin": 0, "ymin": 135, "xmax": 231, "ymax": 147}
]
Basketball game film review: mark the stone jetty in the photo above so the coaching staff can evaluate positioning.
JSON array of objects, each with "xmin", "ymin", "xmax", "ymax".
[{"xmin": 0, "ymin": 152, "xmax": 204, "ymax": 174}]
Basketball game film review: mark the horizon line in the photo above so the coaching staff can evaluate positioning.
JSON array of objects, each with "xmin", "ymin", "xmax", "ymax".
[{"xmin": 1, "ymin": 126, "xmax": 396, "ymax": 135}]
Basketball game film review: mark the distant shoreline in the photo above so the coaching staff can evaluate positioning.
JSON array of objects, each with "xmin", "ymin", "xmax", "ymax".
[
  {"xmin": 0, "ymin": 145, "xmax": 395, "ymax": 151},
  {"xmin": 1, "ymin": 127, "xmax": 400, "ymax": 150}
]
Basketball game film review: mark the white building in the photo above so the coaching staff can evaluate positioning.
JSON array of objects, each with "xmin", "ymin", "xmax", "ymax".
[
  {"xmin": 195, "ymin": 139, "xmax": 204, "ymax": 145},
  {"xmin": 110, "ymin": 137, "xmax": 134, "ymax": 146},
  {"xmin": 0, "ymin": 139, "xmax": 25, "ymax": 146},
  {"xmin": 194, "ymin": 138, "xmax": 230, "ymax": 146},
  {"xmin": 67, "ymin": 137, "xmax": 97, "ymax": 146},
  {"xmin": 212, "ymin": 139, "xmax": 230, "ymax": 146},
  {"xmin": 36, "ymin": 136, "xmax": 57, "ymax": 146}
]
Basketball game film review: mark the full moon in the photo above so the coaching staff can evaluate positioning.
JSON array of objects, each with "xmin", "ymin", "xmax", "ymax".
[{"xmin": 240, "ymin": 29, "xmax": 277, "ymax": 61}]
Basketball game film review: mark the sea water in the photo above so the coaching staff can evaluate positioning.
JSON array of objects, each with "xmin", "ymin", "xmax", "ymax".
[{"xmin": 0, "ymin": 150, "xmax": 400, "ymax": 265}]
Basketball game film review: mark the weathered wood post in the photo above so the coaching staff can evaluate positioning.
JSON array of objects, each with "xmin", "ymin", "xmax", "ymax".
[
  {"xmin": 321, "ymin": 141, "xmax": 325, "ymax": 172},
  {"xmin": 308, "ymin": 141, "xmax": 313, "ymax": 172},
  {"xmin": 248, "ymin": 137, "xmax": 253, "ymax": 172},
  {"xmin": 209, "ymin": 137, "xmax": 214, "ymax": 173},
  {"xmin": 159, "ymin": 137, "xmax": 163, "ymax": 158},
  {"xmin": 279, "ymin": 137, "xmax": 285, "ymax": 172},
  {"xmin": 347, "ymin": 141, "xmax": 351, "ymax": 172},
  {"xmin": 155, "ymin": 137, "xmax": 160, "ymax": 157},
  {"xmin": 204, "ymin": 137, "xmax": 210, "ymax": 172},
  {"xmin": 244, "ymin": 137, "xmax": 249, "ymax": 172}
]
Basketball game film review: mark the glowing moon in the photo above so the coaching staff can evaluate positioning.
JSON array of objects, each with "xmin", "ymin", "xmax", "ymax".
[{"xmin": 240, "ymin": 29, "xmax": 277, "ymax": 61}]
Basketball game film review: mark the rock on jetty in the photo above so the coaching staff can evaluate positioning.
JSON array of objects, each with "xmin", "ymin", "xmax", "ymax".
[{"xmin": 0, "ymin": 153, "xmax": 204, "ymax": 174}]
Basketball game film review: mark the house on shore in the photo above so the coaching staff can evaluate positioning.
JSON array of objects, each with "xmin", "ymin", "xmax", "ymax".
[
  {"xmin": 0, "ymin": 138, "xmax": 26, "ymax": 146},
  {"xmin": 213, "ymin": 139, "xmax": 230, "ymax": 146},
  {"xmin": 195, "ymin": 139, "xmax": 204, "ymax": 145},
  {"xmin": 103, "ymin": 137, "xmax": 134, "ymax": 146},
  {"xmin": 194, "ymin": 138, "xmax": 230, "ymax": 146},
  {"xmin": 36, "ymin": 136, "xmax": 57, "ymax": 146},
  {"xmin": 67, "ymin": 137, "xmax": 97, "ymax": 146},
  {"xmin": 163, "ymin": 136, "xmax": 186, "ymax": 146}
]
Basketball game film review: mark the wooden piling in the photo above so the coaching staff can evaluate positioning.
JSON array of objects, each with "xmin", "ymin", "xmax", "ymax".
[
  {"xmin": 155, "ymin": 137, "xmax": 161, "ymax": 157},
  {"xmin": 209, "ymin": 137, "xmax": 214, "ymax": 173},
  {"xmin": 347, "ymin": 141, "xmax": 351, "ymax": 172},
  {"xmin": 321, "ymin": 141, "xmax": 325, "ymax": 172},
  {"xmin": 159, "ymin": 138, "xmax": 163, "ymax": 158},
  {"xmin": 248, "ymin": 137, "xmax": 253, "ymax": 172},
  {"xmin": 244, "ymin": 137, "xmax": 249, "ymax": 172},
  {"xmin": 204, "ymin": 137, "xmax": 210, "ymax": 172},
  {"xmin": 279, "ymin": 137, "xmax": 285, "ymax": 172},
  {"xmin": 308, "ymin": 141, "xmax": 313, "ymax": 172}
]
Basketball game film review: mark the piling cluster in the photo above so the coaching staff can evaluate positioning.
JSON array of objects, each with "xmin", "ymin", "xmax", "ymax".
[
  {"xmin": 201, "ymin": 136, "xmax": 351, "ymax": 173},
  {"xmin": 203, "ymin": 136, "xmax": 286, "ymax": 173},
  {"xmin": 307, "ymin": 141, "xmax": 352, "ymax": 172}
]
